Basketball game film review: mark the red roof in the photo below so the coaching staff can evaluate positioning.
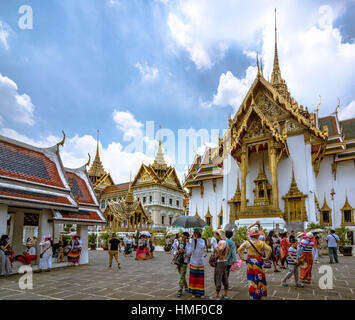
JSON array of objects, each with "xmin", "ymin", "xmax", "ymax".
[
  {"xmin": 0, "ymin": 187, "xmax": 71, "ymax": 205},
  {"xmin": 0, "ymin": 140, "xmax": 65, "ymax": 188},
  {"xmin": 105, "ymin": 182, "xmax": 130, "ymax": 192},
  {"xmin": 59, "ymin": 210, "xmax": 103, "ymax": 222},
  {"xmin": 66, "ymin": 172, "xmax": 95, "ymax": 205}
]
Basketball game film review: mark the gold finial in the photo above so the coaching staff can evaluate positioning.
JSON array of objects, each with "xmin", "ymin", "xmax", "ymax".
[
  {"xmin": 260, "ymin": 57, "xmax": 263, "ymax": 76},
  {"xmin": 96, "ymin": 129, "xmax": 100, "ymax": 158},
  {"xmin": 84, "ymin": 153, "xmax": 91, "ymax": 167},
  {"xmin": 57, "ymin": 130, "xmax": 66, "ymax": 149},
  {"xmin": 336, "ymin": 97, "xmax": 340, "ymax": 114},
  {"xmin": 256, "ymin": 52, "xmax": 260, "ymax": 75},
  {"xmin": 316, "ymin": 95, "xmax": 321, "ymax": 113}
]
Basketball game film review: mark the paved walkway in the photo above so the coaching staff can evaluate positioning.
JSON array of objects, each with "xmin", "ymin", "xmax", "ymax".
[{"xmin": 0, "ymin": 251, "xmax": 354, "ymax": 300}]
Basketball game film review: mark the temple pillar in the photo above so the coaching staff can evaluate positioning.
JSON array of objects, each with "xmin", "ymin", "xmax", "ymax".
[
  {"xmin": 269, "ymin": 142, "xmax": 279, "ymax": 209},
  {"xmin": 0, "ymin": 204, "xmax": 8, "ymax": 236},
  {"xmin": 78, "ymin": 225, "xmax": 88, "ymax": 264},
  {"xmin": 240, "ymin": 144, "xmax": 248, "ymax": 211}
]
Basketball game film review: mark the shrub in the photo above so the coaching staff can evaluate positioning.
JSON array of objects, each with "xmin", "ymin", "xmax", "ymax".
[
  {"xmin": 88, "ymin": 233, "xmax": 97, "ymax": 244},
  {"xmin": 234, "ymin": 226, "xmax": 248, "ymax": 247},
  {"xmin": 334, "ymin": 225, "xmax": 351, "ymax": 246}
]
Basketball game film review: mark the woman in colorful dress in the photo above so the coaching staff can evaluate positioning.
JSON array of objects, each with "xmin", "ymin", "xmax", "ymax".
[
  {"xmin": 135, "ymin": 235, "xmax": 147, "ymax": 260},
  {"xmin": 237, "ymin": 227, "xmax": 272, "ymax": 300},
  {"xmin": 299, "ymin": 232, "xmax": 315, "ymax": 283},
  {"xmin": 187, "ymin": 229, "xmax": 206, "ymax": 298},
  {"xmin": 280, "ymin": 232, "xmax": 290, "ymax": 269},
  {"xmin": 0, "ymin": 234, "xmax": 12, "ymax": 277},
  {"xmin": 67, "ymin": 235, "xmax": 82, "ymax": 266}
]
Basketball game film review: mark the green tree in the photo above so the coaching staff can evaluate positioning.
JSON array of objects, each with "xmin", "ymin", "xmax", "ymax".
[
  {"xmin": 88, "ymin": 233, "xmax": 97, "ymax": 244},
  {"xmin": 335, "ymin": 225, "xmax": 351, "ymax": 246},
  {"xmin": 234, "ymin": 226, "xmax": 248, "ymax": 247},
  {"xmin": 306, "ymin": 222, "xmax": 327, "ymax": 231},
  {"xmin": 202, "ymin": 226, "xmax": 213, "ymax": 241}
]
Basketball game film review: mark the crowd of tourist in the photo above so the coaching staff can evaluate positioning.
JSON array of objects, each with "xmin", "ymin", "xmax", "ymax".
[
  {"xmin": 0, "ymin": 233, "xmax": 83, "ymax": 276},
  {"xmin": 166, "ymin": 220, "xmax": 343, "ymax": 300}
]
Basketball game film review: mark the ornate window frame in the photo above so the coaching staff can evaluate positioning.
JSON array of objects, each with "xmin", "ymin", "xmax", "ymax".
[
  {"xmin": 319, "ymin": 195, "xmax": 332, "ymax": 226},
  {"xmin": 341, "ymin": 195, "xmax": 354, "ymax": 225}
]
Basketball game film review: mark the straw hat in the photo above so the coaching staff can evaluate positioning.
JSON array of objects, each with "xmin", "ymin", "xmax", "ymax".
[
  {"xmin": 214, "ymin": 229, "xmax": 226, "ymax": 240},
  {"xmin": 248, "ymin": 227, "xmax": 262, "ymax": 237},
  {"xmin": 297, "ymin": 232, "xmax": 303, "ymax": 238}
]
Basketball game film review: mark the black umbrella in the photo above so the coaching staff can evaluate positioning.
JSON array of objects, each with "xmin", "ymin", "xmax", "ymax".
[{"xmin": 171, "ymin": 216, "xmax": 208, "ymax": 229}]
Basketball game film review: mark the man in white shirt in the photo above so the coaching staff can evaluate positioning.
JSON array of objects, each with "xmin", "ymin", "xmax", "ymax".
[
  {"xmin": 210, "ymin": 234, "xmax": 218, "ymax": 254},
  {"xmin": 326, "ymin": 230, "xmax": 340, "ymax": 264}
]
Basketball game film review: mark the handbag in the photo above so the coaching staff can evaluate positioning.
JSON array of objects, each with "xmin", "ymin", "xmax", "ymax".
[
  {"xmin": 297, "ymin": 241, "xmax": 311, "ymax": 268},
  {"xmin": 209, "ymin": 254, "xmax": 217, "ymax": 268},
  {"xmin": 173, "ymin": 252, "xmax": 185, "ymax": 265},
  {"xmin": 263, "ymin": 259, "xmax": 272, "ymax": 268}
]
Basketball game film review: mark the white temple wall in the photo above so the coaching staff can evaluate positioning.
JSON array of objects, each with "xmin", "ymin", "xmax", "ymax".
[
  {"xmin": 286, "ymin": 135, "xmax": 317, "ymax": 224},
  {"xmin": 335, "ymin": 160, "xmax": 355, "ymax": 230}
]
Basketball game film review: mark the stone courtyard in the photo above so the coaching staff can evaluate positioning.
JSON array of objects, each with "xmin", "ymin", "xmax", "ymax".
[{"xmin": 0, "ymin": 250, "xmax": 354, "ymax": 300}]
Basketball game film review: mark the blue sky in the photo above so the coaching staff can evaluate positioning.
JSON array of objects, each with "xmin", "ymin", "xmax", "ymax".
[{"xmin": 0, "ymin": 0, "xmax": 354, "ymax": 183}]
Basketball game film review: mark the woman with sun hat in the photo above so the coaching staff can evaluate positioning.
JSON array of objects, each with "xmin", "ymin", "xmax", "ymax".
[
  {"xmin": 237, "ymin": 227, "xmax": 272, "ymax": 300},
  {"xmin": 299, "ymin": 231, "xmax": 315, "ymax": 283}
]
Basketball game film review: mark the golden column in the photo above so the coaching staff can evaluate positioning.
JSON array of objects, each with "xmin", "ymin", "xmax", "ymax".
[
  {"xmin": 268, "ymin": 141, "xmax": 279, "ymax": 209},
  {"xmin": 240, "ymin": 144, "xmax": 248, "ymax": 211}
]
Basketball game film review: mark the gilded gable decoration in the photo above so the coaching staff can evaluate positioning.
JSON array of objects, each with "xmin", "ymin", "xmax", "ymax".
[
  {"xmin": 319, "ymin": 194, "xmax": 332, "ymax": 226},
  {"xmin": 341, "ymin": 194, "xmax": 354, "ymax": 225},
  {"xmin": 282, "ymin": 165, "xmax": 308, "ymax": 222}
]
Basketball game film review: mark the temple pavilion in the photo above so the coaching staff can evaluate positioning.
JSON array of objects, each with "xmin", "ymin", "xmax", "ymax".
[{"xmin": 184, "ymin": 12, "xmax": 355, "ymax": 242}]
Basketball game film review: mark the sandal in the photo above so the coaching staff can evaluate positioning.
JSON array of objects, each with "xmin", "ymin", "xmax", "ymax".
[{"xmin": 296, "ymin": 284, "xmax": 304, "ymax": 288}]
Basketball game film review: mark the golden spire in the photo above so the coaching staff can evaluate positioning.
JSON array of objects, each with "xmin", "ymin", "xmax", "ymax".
[
  {"xmin": 270, "ymin": 9, "xmax": 291, "ymax": 102},
  {"xmin": 125, "ymin": 182, "xmax": 134, "ymax": 205},
  {"xmin": 88, "ymin": 129, "xmax": 106, "ymax": 181},
  {"xmin": 96, "ymin": 129, "xmax": 100, "ymax": 158}
]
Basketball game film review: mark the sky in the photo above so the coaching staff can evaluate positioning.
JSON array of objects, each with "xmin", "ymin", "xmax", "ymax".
[{"xmin": 0, "ymin": 0, "xmax": 354, "ymax": 183}]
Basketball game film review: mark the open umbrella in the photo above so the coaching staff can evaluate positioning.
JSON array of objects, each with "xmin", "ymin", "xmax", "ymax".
[
  {"xmin": 171, "ymin": 216, "xmax": 208, "ymax": 229},
  {"xmin": 68, "ymin": 232, "xmax": 77, "ymax": 236},
  {"xmin": 140, "ymin": 231, "xmax": 151, "ymax": 236}
]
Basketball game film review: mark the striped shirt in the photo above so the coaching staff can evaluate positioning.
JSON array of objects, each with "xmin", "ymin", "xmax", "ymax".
[
  {"xmin": 300, "ymin": 239, "xmax": 314, "ymax": 253},
  {"xmin": 287, "ymin": 247, "xmax": 298, "ymax": 265}
]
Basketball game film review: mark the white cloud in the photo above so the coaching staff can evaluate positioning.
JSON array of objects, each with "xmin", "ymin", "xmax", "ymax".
[
  {"xmin": 0, "ymin": 128, "xmax": 155, "ymax": 184},
  {"xmin": 0, "ymin": 73, "xmax": 35, "ymax": 126},
  {"xmin": 134, "ymin": 62, "xmax": 159, "ymax": 81},
  {"xmin": 113, "ymin": 109, "xmax": 144, "ymax": 140},
  {"xmin": 339, "ymin": 100, "xmax": 355, "ymax": 121},
  {"xmin": 0, "ymin": 21, "xmax": 11, "ymax": 50},
  {"xmin": 166, "ymin": 1, "xmax": 355, "ymax": 115},
  {"xmin": 204, "ymin": 67, "xmax": 257, "ymax": 111}
]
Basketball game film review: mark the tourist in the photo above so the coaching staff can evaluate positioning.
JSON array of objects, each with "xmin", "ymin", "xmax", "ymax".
[
  {"xmin": 108, "ymin": 233, "xmax": 121, "ymax": 269},
  {"xmin": 210, "ymin": 232, "xmax": 219, "ymax": 255},
  {"xmin": 147, "ymin": 234, "xmax": 154, "ymax": 259},
  {"xmin": 225, "ymin": 230, "xmax": 238, "ymax": 282},
  {"xmin": 17, "ymin": 240, "xmax": 37, "ymax": 265},
  {"xmin": 280, "ymin": 232, "xmax": 290, "ymax": 269},
  {"xmin": 289, "ymin": 230, "xmax": 296, "ymax": 242},
  {"xmin": 247, "ymin": 221, "xmax": 265, "ymax": 240},
  {"xmin": 67, "ymin": 235, "xmax": 82, "ymax": 266},
  {"xmin": 210, "ymin": 229, "xmax": 230, "ymax": 300},
  {"xmin": 187, "ymin": 229, "xmax": 206, "ymax": 298},
  {"xmin": 237, "ymin": 228, "xmax": 272, "ymax": 300},
  {"xmin": 274, "ymin": 239, "xmax": 281, "ymax": 266},
  {"xmin": 164, "ymin": 235, "xmax": 172, "ymax": 253},
  {"xmin": 57, "ymin": 239, "xmax": 64, "ymax": 263},
  {"xmin": 39, "ymin": 234, "xmax": 53, "ymax": 272},
  {"xmin": 176, "ymin": 232, "xmax": 190, "ymax": 297},
  {"xmin": 313, "ymin": 235, "xmax": 320, "ymax": 263},
  {"xmin": 326, "ymin": 230, "xmax": 340, "ymax": 264},
  {"xmin": 299, "ymin": 232, "xmax": 315, "ymax": 283},
  {"xmin": 124, "ymin": 235, "xmax": 133, "ymax": 257},
  {"xmin": 136, "ymin": 234, "xmax": 147, "ymax": 260},
  {"xmin": 0, "ymin": 234, "xmax": 12, "ymax": 276},
  {"xmin": 296, "ymin": 232, "xmax": 303, "ymax": 243},
  {"xmin": 172, "ymin": 234, "xmax": 180, "ymax": 256},
  {"xmin": 265, "ymin": 230, "xmax": 280, "ymax": 272},
  {"xmin": 281, "ymin": 238, "xmax": 304, "ymax": 288}
]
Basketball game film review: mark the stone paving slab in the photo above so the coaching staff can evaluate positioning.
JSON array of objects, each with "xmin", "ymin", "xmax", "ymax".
[{"xmin": 1, "ymin": 250, "xmax": 355, "ymax": 300}]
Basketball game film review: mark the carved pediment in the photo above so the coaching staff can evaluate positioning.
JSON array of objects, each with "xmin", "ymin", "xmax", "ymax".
[{"xmin": 255, "ymin": 91, "xmax": 288, "ymax": 119}]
